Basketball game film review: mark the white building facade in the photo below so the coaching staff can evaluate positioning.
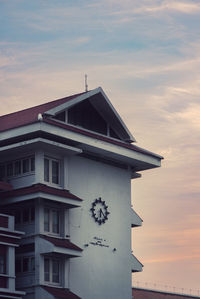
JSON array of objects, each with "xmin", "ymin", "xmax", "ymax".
[
  {"xmin": 0, "ymin": 212, "xmax": 24, "ymax": 299},
  {"xmin": 0, "ymin": 87, "xmax": 162, "ymax": 299}
]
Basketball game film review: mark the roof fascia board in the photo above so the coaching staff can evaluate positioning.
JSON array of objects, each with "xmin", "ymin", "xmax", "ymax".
[
  {"xmin": 0, "ymin": 137, "xmax": 82, "ymax": 155},
  {"xmin": 40, "ymin": 122, "xmax": 161, "ymax": 169},
  {"xmin": 0, "ymin": 122, "xmax": 41, "ymax": 142},
  {"xmin": 44, "ymin": 87, "xmax": 136, "ymax": 143},
  {"xmin": 45, "ymin": 87, "xmax": 102, "ymax": 116},
  {"xmin": 0, "ymin": 121, "xmax": 161, "ymax": 170},
  {"xmin": 97, "ymin": 87, "xmax": 136, "ymax": 142}
]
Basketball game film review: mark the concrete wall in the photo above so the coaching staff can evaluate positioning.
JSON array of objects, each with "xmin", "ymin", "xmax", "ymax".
[{"xmin": 69, "ymin": 155, "xmax": 132, "ymax": 299}]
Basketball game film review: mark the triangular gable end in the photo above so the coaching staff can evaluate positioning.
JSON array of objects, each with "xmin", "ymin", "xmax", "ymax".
[{"xmin": 44, "ymin": 87, "xmax": 136, "ymax": 143}]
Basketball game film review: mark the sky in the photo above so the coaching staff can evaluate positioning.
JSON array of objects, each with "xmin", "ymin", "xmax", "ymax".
[{"xmin": 1, "ymin": 0, "xmax": 200, "ymax": 295}]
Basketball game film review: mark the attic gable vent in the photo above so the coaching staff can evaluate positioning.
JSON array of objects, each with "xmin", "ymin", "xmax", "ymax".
[
  {"xmin": 47, "ymin": 87, "xmax": 135, "ymax": 142},
  {"xmin": 68, "ymin": 100, "xmax": 108, "ymax": 135},
  {"xmin": 54, "ymin": 111, "xmax": 66, "ymax": 122}
]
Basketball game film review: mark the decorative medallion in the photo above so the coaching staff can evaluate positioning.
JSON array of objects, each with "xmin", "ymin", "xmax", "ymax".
[{"xmin": 90, "ymin": 197, "xmax": 110, "ymax": 225}]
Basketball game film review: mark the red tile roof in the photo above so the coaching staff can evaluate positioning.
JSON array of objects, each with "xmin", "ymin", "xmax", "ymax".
[
  {"xmin": 42, "ymin": 286, "xmax": 81, "ymax": 299},
  {"xmin": 0, "ymin": 92, "xmax": 85, "ymax": 133},
  {"xmin": 0, "ymin": 235, "xmax": 19, "ymax": 245},
  {"xmin": 0, "ymin": 229, "xmax": 22, "ymax": 238},
  {"xmin": 0, "ymin": 183, "xmax": 83, "ymax": 201},
  {"xmin": 0, "ymin": 90, "xmax": 163, "ymax": 160},
  {"xmin": 0, "ymin": 181, "xmax": 13, "ymax": 191},
  {"xmin": 41, "ymin": 235, "xmax": 83, "ymax": 252},
  {"xmin": 132, "ymin": 288, "xmax": 198, "ymax": 299}
]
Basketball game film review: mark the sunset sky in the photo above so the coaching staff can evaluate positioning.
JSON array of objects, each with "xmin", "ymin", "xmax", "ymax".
[{"xmin": 1, "ymin": 0, "xmax": 200, "ymax": 294}]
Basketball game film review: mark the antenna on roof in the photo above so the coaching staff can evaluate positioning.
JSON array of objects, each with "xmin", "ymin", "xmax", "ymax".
[{"xmin": 85, "ymin": 74, "xmax": 88, "ymax": 92}]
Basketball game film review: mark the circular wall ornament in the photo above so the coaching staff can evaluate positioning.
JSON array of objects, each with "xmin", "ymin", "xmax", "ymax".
[{"xmin": 90, "ymin": 197, "xmax": 110, "ymax": 225}]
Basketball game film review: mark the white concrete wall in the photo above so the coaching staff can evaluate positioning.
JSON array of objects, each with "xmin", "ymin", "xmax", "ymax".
[
  {"xmin": 68, "ymin": 155, "xmax": 132, "ymax": 299},
  {"xmin": 9, "ymin": 174, "xmax": 35, "ymax": 189}
]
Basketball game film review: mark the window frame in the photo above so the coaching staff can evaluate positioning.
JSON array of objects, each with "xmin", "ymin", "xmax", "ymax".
[
  {"xmin": 44, "ymin": 157, "xmax": 60, "ymax": 186},
  {"xmin": 44, "ymin": 207, "xmax": 61, "ymax": 236},
  {"xmin": 0, "ymin": 156, "xmax": 35, "ymax": 180},
  {"xmin": 14, "ymin": 205, "xmax": 35, "ymax": 225},
  {"xmin": 15, "ymin": 256, "xmax": 35, "ymax": 274},
  {"xmin": 44, "ymin": 257, "xmax": 61, "ymax": 285},
  {"xmin": 0, "ymin": 246, "xmax": 6, "ymax": 275}
]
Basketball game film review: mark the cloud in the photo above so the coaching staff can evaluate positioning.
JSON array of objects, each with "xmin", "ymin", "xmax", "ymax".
[
  {"xmin": 144, "ymin": 253, "xmax": 200, "ymax": 264},
  {"xmin": 142, "ymin": 1, "xmax": 200, "ymax": 14},
  {"xmin": 105, "ymin": 0, "xmax": 200, "ymax": 19}
]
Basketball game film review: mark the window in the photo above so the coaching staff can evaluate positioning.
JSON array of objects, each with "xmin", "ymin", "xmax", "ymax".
[
  {"xmin": 14, "ymin": 206, "xmax": 35, "ymax": 225},
  {"xmin": 44, "ymin": 157, "xmax": 60, "ymax": 185},
  {"xmin": 0, "ymin": 164, "xmax": 5, "ymax": 180},
  {"xmin": 22, "ymin": 158, "xmax": 29, "ymax": 173},
  {"xmin": 15, "ymin": 256, "xmax": 35, "ymax": 274},
  {"xmin": 14, "ymin": 160, "xmax": 21, "ymax": 175},
  {"xmin": 23, "ymin": 257, "xmax": 29, "ymax": 272},
  {"xmin": 0, "ymin": 246, "xmax": 6, "ymax": 274},
  {"xmin": 44, "ymin": 257, "xmax": 61, "ymax": 284},
  {"xmin": 0, "ymin": 255, "xmax": 6, "ymax": 274},
  {"xmin": 0, "ymin": 156, "xmax": 35, "ymax": 179},
  {"xmin": 54, "ymin": 111, "xmax": 66, "ymax": 122},
  {"xmin": 44, "ymin": 208, "xmax": 60, "ymax": 235},
  {"xmin": 15, "ymin": 258, "xmax": 22, "ymax": 273}
]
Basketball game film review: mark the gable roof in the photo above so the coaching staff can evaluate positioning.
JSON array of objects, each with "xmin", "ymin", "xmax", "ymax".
[
  {"xmin": 0, "ymin": 87, "xmax": 135, "ymax": 142},
  {"xmin": 0, "ymin": 91, "xmax": 86, "ymax": 133}
]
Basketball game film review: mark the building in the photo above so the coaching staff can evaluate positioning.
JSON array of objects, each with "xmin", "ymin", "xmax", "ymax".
[
  {"xmin": 0, "ymin": 87, "xmax": 162, "ymax": 299},
  {"xmin": 0, "ymin": 212, "xmax": 24, "ymax": 299},
  {"xmin": 132, "ymin": 287, "xmax": 200, "ymax": 299}
]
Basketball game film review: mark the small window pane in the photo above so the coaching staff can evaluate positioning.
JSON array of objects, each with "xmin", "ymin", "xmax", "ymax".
[
  {"xmin": 44, "ymin": 209, "xmax": 50, "ymax": 232},
  {"xmin": 14, "ymin": 160, "xmax": 21, "ymax": 175},
  {"xmin": 23, "ymin": 159, "xmax": 29, "ymax": 173},
  {"xmin": 15, "ymin": 258, "xmax": 21, "ymax": 273},
  {"xmin": 7, "ymin": 163, "xmax": 13, "ymax": 176},
  {"xmin": 52, "ymin": 259, "xmax": 60, "ymax": 283},
  {"xmin": 23, "ymin": 207, "xmax": 29, "ymax": 223},
  {"xmin": 52, "ymin": 160, "xmax": 59, "ymax": 184},
  {"xmin": 44, "ymin": 159, "xmax": 49, "ymax": 182},
  {"xmin": 31, "ymin": 157, "xmax": 35, "ymax": 172},
  {"xmin": 44, "ymin": 258, "xmax": 50, "ymax": 281},
  {"xmin": 52, "ymin": 210, "xmax": 60, "ymax": 234},
  {"xmin": 23, "ymin": 257, "xmax": 29, "ymax": 272},
  {"xmin": 30, "ymin": 206, "xmax": 35, "ymax": 221},
  {"xmin": 30, "ymin": 257, "xmax": 35, "ymax": 271},
  {"xmin": 0, "ymin": 255, "xmax": 5, "ymax": 274},
  {"xmin": 15, "ymin": 210, "xmax": 21, "ymax": 224},
  {"xmin": 0, "ymin": 165, "xmax": 5, "ymax": 180}
]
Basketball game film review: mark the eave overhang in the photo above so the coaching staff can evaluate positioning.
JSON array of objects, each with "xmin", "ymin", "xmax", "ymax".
[
  {"xmin": 39, "ymin": 235, "xmax": 83, "ymax": 258},
  {"xmin": 0, "ymin": 120, "xmax": 162, "ymax": 172},
  {"xmin": 0, "ymin": 181, "xmax": 13, "ymax": 191},
  {"xmin": 131, "ymin": 209, "xmax": 143, "ymax": 228},
  {"xmin": 0, "ymin": 184, "xmax": 83, "ymax": 207},
  {"xmin": 42, "ymin": 286, "xmax": 81, "ymax": 299},
  {"xmin": 0, "ymin": 137, "xmax": 82, "ymax": 159},
  {"xmin": 0, "ymin": 290, "xmax": 25, "ymax": 299},
  {"xmin": 131, "ymin": 254, "xmax": 143, "ymax": 273}
]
